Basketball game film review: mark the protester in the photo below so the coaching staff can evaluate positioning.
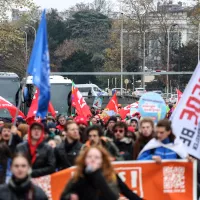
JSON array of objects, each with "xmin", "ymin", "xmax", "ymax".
[
  {"xmin": 47, "ymin": 116, "xmax": 56, "ymax": 124},
  {"xmin": 127, "ymin": 126, "xmax": 136, "ymax": 141},
  {"xmin": 54, "ymin": 122, "xmax": 82, "ymax": 170},
  {"xmin": 130, "ymin": 118, "xmax": 139, "ymax": 131},
  {"xmin": 104, "ymin": 116, "xmax": 117, "ymax": 139},
  {"xmin": 48, "ymin": 122, "xmax": 60, "ymax": 136},
  {"xmin": 137, "ymin": 119, "xmax": 189, "ymax": 161},
  {"xmin": 0, "ymin": 153, "xmax": 48, "ymax": 200},
  {"xmin": 116, "ymin": 114, "xmax": 122, "ymax": 122},
  {"xmin": 133, "ymin": 118, "xmax": 154, "ymax": 160},
  {"xmin": 90, "ymin": 117, "xmax": 98, "ymax": 125},
  {"xmin": 113, "ymin": 122, "xmax": 134, "ymax": 160},
  {"xmin": 83, "ymin": 125, "xmax": 123, "ymax": 161},
  {"xmin": 0, "ymin": 124, "xmax": 22, "ymax": 154},
  {"xmin": 16, "ymin": 122, "xmax": 55, "ymax": 178},
  {"xmin": 56, "ymin": 115, "xmax": 67, "ymax": 131},
  {"xmin": 60, "ymin": 130, "xmax": 66, "ymax": 141},
  {"xmin": 17, "ymin": 124, "xmax": 29, "ymax": 139},
  {"xmin": 75, "ymin": 116, "xmax": 88, "ymax": 143},
  {"xmin": 60, "ymin": 146, "xmax": 142, "ymax": 200},
  {"xmin": 0, "ymin": 142, "xmax": 12, "ymax": 184},
  {"xmin": 16, "ymin": 116, "xmax": 25, "ymax": 127},
  {"xmin": 54, "ymin": 135, "xmax": 62, "ymax": 145}
]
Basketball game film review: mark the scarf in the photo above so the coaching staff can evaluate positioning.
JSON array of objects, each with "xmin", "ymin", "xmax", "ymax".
[{"xmin": 28, "ymin": 131, "xmax": 44, "ymax": 164}]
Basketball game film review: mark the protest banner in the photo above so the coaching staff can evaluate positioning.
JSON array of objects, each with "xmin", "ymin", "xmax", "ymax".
[
  {"xmin": 32, "ymin": 160, "xmax": 197, "ymax": 200},
  {"xmin": 171, "ymin": 63, "xmax": 200, "ymax": 159},
  {"xmin": 138, "ymin": 92, "xmax": 166, "ymax": 123}
]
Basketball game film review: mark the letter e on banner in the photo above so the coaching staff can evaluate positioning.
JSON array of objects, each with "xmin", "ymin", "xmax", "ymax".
[{"xmin": 171, "ymin": 62, "xmax": 200, "ymax": 159}]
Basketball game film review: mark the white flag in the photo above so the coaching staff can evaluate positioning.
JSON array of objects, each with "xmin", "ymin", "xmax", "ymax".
[{"xmin": 171, "ymin": 63, "xmax": 200, "ymax": 159}]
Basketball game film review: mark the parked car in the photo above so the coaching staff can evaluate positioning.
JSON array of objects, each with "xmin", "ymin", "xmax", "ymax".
[
  {"xmin": 76, "ymin": 84, "xmax": 108, "ymax": 97},
  {"xmin": 169, "ymin": 94, "xmax": 178, "ymax": 104},
  {"xmin": 133, "ymin": 88, "xmax": 146, "ymax": 98}
]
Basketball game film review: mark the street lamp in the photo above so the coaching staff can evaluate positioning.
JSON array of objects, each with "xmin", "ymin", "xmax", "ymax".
[
  {"xmin": 120, "ymin": 12, "xmax": 124, "ymax": 96},
  {"xmin": 21, "ymin": 30, "xmax": 28, "ymax": 67},
  {"xmin": 142, "ymin": 31, "xmax": 146, "ymax": 88},
  {"xmin": 25, "ymin": 24, "xmax": 36, "ymax": 41},
  {"xmin": 167, "ymin": 24, "xmax": 181, "ymax": 95}
]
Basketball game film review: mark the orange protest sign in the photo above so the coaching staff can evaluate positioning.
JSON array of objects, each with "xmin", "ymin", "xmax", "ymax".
[{"xmin": 32, "ymin": 160, "xmax": 197, "ymax": 200}]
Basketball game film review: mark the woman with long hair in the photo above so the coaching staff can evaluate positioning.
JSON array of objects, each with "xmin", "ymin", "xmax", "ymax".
[
  {"xmin": 61, "ymin": 146, "xmax": 142, "ymax": 200},
  {"xmin": 0, "ymin": 153, "xmax": 48, "ymax": 200}
]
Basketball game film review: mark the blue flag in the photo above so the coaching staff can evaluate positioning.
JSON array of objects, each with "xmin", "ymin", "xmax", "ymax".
[{"xmin": 27, "ymin": 10, "xmax": 50, "ymax": 118}]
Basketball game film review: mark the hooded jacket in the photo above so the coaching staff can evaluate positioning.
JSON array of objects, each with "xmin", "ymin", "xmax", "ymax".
[{"xmin": 16, "ymin": 123, "xmax": 56, "ymax": 178}]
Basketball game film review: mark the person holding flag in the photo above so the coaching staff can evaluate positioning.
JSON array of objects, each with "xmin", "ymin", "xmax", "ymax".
[{"xmin": 16, "ymin": 10, "xmax": 56, "ymax": 178}]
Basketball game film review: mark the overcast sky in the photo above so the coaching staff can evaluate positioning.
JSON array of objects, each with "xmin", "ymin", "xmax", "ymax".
[{"xmin": 33, "ymin": 0, "xmax": 195, "ymax": 11}]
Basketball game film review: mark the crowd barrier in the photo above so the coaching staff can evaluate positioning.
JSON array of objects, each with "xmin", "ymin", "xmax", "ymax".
[{"xmin": 32, "ymin": 160, "xmax": 197, "ymax": 200}]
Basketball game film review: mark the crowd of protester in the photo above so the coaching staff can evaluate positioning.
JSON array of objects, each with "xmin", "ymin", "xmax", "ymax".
[{"xmin": 0, "ymin": 105, "xmax": 198, "ymax": 200}]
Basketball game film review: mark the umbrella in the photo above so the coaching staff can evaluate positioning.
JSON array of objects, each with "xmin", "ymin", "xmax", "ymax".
[{"xmin": 0, "ymin": 96, "xmax": 25, "ymax": 119}]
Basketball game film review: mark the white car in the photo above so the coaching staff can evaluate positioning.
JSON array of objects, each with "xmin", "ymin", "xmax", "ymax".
[
  {"xmin": 133, "ymin": 88, "xmax": 146, "ymax": 98},
  {"xmin": 169, "ymin": 94, "xmax": 178, "ymax": 104}
]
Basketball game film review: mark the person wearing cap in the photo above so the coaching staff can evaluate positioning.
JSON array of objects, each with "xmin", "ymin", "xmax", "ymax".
[
  {"xmin": 104, "ymin": 116, "xmax": 117, "ymax": 139},
  {"xmin": 56, "ymin": 115, "xmax": 67, "ymax": 131},
  {"xmin": 48, "ymin": 122, "xmax": 60, "ymax": 138},
  {"xmin": 130, "ymin": 117, "xmax": 140, "ymax": 139},
  {"xmin": 54, "ymin": 121, "xmax": 82, "ymax": 170},
  {"xmin": 47, "ymin": 116, "xmax": 56, "ymax": 124},
  {"xmin": 16, "ymin": 122, "xmax": 56, "ymax": 178}
]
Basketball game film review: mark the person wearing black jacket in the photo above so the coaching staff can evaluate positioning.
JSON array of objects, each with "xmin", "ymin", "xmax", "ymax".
[
  {"xmin": 0, "ymin": 153, "xmax": 48, "ymax": 200},
  {"xmin": 16, "ymin": 122, "xmax": 55, "ymax": 178},
  {"xmin": 60, "ymin": 146, "xmax": 142, "ymax": 200},
  {"xmin": 55, "ymin": 121, "xmax": 82, "ymax": 170},
  {"xmin": 113, "ymin": 122, "xmax": 134, "ymax": 160}
]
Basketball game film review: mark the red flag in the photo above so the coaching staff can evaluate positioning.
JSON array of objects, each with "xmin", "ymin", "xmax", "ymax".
[
  {"xmin": 105, "ymin": 93, "xmax": 118, "ymax": 113},
  {"xmin": 26, "ymin": 89, "xmax": 56, "ymax": 124},
  {"xmin": 176, "ymin": 89, "xmax": 183, "ymax": 103},
  {"xmin": 0, "ymin": 96, "xmax": 25, "ymax": 119},
  {"xmin": 119, "ymin": 102, "xmax": 139, "ymax": 119},
  {"xmin": 72, "ymin": 84, "xmax": 92, "ymax": 117}
]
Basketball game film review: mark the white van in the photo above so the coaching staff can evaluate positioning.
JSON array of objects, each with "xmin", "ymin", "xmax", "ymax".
[{"xmin": 76, "ymin": 84, "xmax": 108, "ymax": 97}]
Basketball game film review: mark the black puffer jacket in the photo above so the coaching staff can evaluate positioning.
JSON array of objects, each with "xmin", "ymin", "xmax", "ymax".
[
  {"xmin": 0, "ymin": 176, "xmax": 48, "ymax": 200},
  {"xmin": 113, "ymin": 137, "xmax": 134, "ymax": 160},
  {"xmin": 16, "ymin": 142, "xmax": 55, "ymax": 178},
  {"xmin": 55, "ymin": 140, "xmax": 82, "ymax": 170}
]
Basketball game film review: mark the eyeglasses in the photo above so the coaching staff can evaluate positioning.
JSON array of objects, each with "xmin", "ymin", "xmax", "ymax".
[{"xmin": 114, "ymin": 129, "xmax": 124, "ymax": 133}]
